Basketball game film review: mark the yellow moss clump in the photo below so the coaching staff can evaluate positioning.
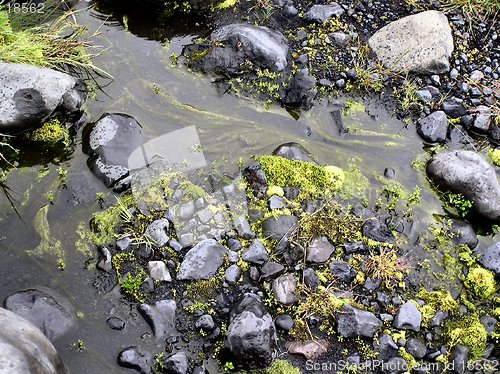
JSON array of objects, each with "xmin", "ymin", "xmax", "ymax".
[
  {"xmin": 266, "ymin": 185, "xmax": 285, "ymax": 197},
  {"xmin": 29, "ymin": 118, "xmax": 70, "ymax": 146},
  {"xmin": 465, "ymin": 267, "xmax": 496, "ymax": 299},
  {"xmin": 253, "ymin": 359, "xmax": 300, "ymax": 374},
  {"xmin": 256, "ymin": 155, "xmax": 344, "ymax": 198},
  {"xmin": 444, "ymin": 314, "xmax": 487, "ymax": 360},
  {"xmin": 489, "ymin": 148, "xmax": 500, "ymax": 167}
]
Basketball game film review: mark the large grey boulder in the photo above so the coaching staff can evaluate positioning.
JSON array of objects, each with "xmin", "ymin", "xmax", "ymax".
[
  {"xmin": 225, "ymin": 293, "xmax": 276, "ymax": 369},
  {"xmin": 83, "ymin": 113, "xmax": 142, "ymax": 191},
  {"xmin": 0, "ymin": 307, "xmax": 67, "ymax": 373},
  {"xmin": 3, "ymin": 288, "xmax": 76, "ymax": 341},
  {"xmin": 186, "ymin": 24, "xmax": 288, "ymax": 74},
  {"xmin": 177, "ymin": 239, "xmax": 227, "ymax": 280},
  {"xmin": 426, "ymin": 150, "xmax": 500, "ymax": 220},
  {"xmin": 368, "ymin": 11, "xmax": 454, "ymax": 74},
  {"xmin": 0, "ymin": 62, "xmax": 86, "ymax": 134}
]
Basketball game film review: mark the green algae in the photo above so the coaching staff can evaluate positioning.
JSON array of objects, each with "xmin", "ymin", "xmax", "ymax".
[{"xmin": 33, "ymin": 204, "xmax": 64, "ymax": 263}]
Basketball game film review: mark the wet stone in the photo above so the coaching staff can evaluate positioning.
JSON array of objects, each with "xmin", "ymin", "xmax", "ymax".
[
  {"xmin": 106, "ymin": 316, "xmax": 125, "ymax": 330},
  {"xmin": 177, "ymin": 239, "xmax": 227, "ymax": 280},
  {"xmin": 163, "ymin": 352, "xmax": 189, "ymax": 374},
  {"xmin": 241, "ymin": 239, "xmax": 269, "ymax": 265},
  {"xmin": 117, "ymin": 347, "xmax": 152, "ymax": 374}
]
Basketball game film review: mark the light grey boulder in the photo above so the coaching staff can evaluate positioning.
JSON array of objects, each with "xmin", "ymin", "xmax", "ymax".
[
  {"xmin": 272, "ymin": 274, "xmax": 297, "ymax": 306},
  {"xmin": 426, "ymin": 150, "xmax": 500, "ymax": 220},
  {"xmin": 0, "ymin": 62, "xmax": 86, "ymax": 134},
  {"xmin": 177, "ymin": 239, "xmax": 227, "ymax": 280},
  {"xmin": 0, "ymin": 307, "xmax": 67, "ymax": 373},
  {"xmin": 368, "ymin": 11, "xmax": 454, "ymax": 74},
  {"xmin": 307, "ymin": 236, "xmax": 335, "ymax": 263}
]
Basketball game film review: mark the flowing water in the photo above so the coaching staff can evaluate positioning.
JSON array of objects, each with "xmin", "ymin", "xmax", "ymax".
[{"xmin": 0, "ymin": 2, "xmax": 496, "ymax": 373}]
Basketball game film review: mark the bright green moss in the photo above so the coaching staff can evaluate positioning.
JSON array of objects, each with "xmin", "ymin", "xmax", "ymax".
[
  {"xmin": 256, "ymin": 155, "xmax": 344, "ymax": 198},
  {"xmin": 119, "ymin": 269, "xmax": 147, "ymax": 303},
  {"xmin": 252, "ymin": 360, "xmax": 300, "ymax": 374},
  {"xmin": 29, "ymin": 118, "xmax": 70, "ymax": 147},
  {"xmin": 416, "ymin": 289, "xmax": 459, "ymax": 311},
  {"xmin": 215, "ymin": 0, "xmax": 239, "ymax": 9},
  {"xmin": 489, "ymin": 148, "xmax": 500, "ymax": 167},
  {"xmin": 266, "ymin": 185, "xmax": 284, "ymax": 197},
  {"xmin": 90, "ymin": 195, "xmax": 134, "ymax": 246},
  {"xmin": 444, "ymin": 314, "xmax": 487, "ymax": 360},
  {"xmin": 342, "ymin": 100, "xmax": 365, "ymax": 116},
  {"xmin": 465, "ymin": 267, "xmax": 496, "ymax": 299},
  {"xmin": 399, "ymin": 347, "xmax": 417, "ymax": 370}
]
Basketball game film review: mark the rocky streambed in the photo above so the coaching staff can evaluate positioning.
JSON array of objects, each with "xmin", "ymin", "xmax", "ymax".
[{"xmin": 0, "ymin": 0, "xmax": 499, "ymax": 373}]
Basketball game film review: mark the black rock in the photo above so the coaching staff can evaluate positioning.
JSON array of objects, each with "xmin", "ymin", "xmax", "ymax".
[
  {"xmin": 478, "ymin": 242, "xmax": 500, "ymax": 275},
  {"xmin": 304, "ymin": 3, "xmax": 344, "ymax": 23},
  {"xmin": 417, "ymin": 111, "xmax": 448, "ymax": 143},
  {"xmin": 449, "ymin": 219, "xmax": 478, "ymax": 249},
  {"xmin": 224, "ymin": 293, "xmax": 277, "ymax": 369},
  {"xmin": 82, "ymin": 113, "xmax": 142, "ymax": 191},
  {"xmin": 406, "ymin": 338, "xmax": 427, "ymax": 359},
  {"xmin": 362, "ymin": 219, "xmax": 394, "ymax": 243},
  {"xmin": 337, "ymin": 304, "xmax": 381, "ymax": 338},
  {"xmin": 242, "ymin": 239, "xmax": 269, "ymax": 265},
  {"xmin": 452, "ymin": 345, "xmax": 469, "ymax": 374},
  {"xmin": 329, "ymin": 260, "xmax": 357, "ymax": 283},
  {"xmin": 118, "ymin": 347, "xmax": 152, "ymax": 374},
  {"xmin": 275, "ymin": 314, "xmax": 294, "ymax": 331},
  {"xmin": 283, "ymin": 68, "xmax": 317, "ymax": 108},
  {"xmin": 303, "ymin": 268, "xmax": 320, "ymax": 289},
  {"xmin": 272, "ymin": 142, "xmax": 318, "ymax": 165},
  {"xmin": 177, "ymin": 239, "xmax": 227, "ymax": 280},
  {"xmin": 260, "ymin": 262, "xmax": 285, "ymax": 280},
  {"xmin": 243, "ymin": 161, "xmax": 267, "ymax": 198},
  {"xmin": 163, "ymin": 352, "xmax": 189, "ymax": 374},
  {"xmin": 261, "ymin": 215, "xmax": 298, "ymax": 241},
  {"xmin": 426, "ymin": 151, "xmax": 500, "ymax": 220},
  {"xmin": 3, "ymin": 288, "xmax": 76, "ymax": 341},
  {"xmin": 442, "ymin": 97, "xmax": 467, "ymax": 118},
  {"xmin": 106, "ymin": 316, "xmax": 125, "ymax": 330},
  {"xmin": 137, "ymin": 300, "xmax": 177, "ymax": 339}
]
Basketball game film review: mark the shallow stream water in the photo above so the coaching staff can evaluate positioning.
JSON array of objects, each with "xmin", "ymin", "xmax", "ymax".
[{"xmin": 0, "ymin": 2, "xmax": 496, "ymax": 373}]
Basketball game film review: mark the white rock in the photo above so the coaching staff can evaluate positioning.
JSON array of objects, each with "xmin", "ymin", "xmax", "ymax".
[
  {"xmin": 368, "ymin": 11, "xmax": 454, "ymax": 74},
  {"xmin": 148, "ymin": 261, "xmax": 172, "ymax": 282}
]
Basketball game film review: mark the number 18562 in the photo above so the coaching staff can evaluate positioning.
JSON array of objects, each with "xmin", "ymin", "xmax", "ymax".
[{"xmin": 1, "ymin": 1, "xmax": 45, "ymax": 13}]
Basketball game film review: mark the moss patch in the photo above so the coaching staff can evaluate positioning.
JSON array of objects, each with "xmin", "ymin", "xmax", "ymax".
[
  {"xmin": 256, "ymin": 155, "xmax": 344, "ymax": 198},
  {"xmin": 465, "ymin": 267, "xmax": 496, "ymax": 299},
  {"xmin": 489, "ymin": 148, "xmax": 500, "ymax": 167},
  {"xmin": 28, "ymin": 118, "xmax": 70, "ymax": 147},
  {"xmin": 444, "ymin": 314, "xmax": 487, "ymax": 360}
]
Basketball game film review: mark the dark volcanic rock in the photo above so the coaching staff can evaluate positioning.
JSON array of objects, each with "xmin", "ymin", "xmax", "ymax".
[
  {"xmin": 3, "ymin": 288, "xmax": 76, "ymax": 341},
  {"xmin": 163, "ymin": 352, "xmax": 189, "ymax": 374},
  {"xmin": 304, "ymin": 4, "xmax": 344, "ymax": 23},
  {"xmin": 177, "ymin": 239, "xmax": 227, "ymax": 280},
  {"xmin": 243, "ymin": 161, "xmax": 267, "ymax": 198},
  {"xmin": 186, "ymin": 24, "xmax": 288, "ymax": 74},
  {"xmin": 83, "ymin": 113, "xmax": 142, "ymax": 191},
  {"xmin": 417, "ymin": 111, "xmax": 448, "ymax": 143},
  {"xmin": 337, "ymin": 304, "xmax": 381, "ymax": 338},
  {"xmin": 0, "ymin": 62, "xmax": 86, "ymax": 134},
  {"xmin": 442, "ymin": 97, "xmax": 467, "ymax": 118},
  {"xmin": 224, "ymin": 293, "xmax": 277, "ymax": 369},
  {"xmin": 478, "ymin": 242, "xmax": 500, "ymax": 275},
  {"xmin": 117, "ymin": 347, "xmax": 152, "ymax": 374},
  {"xmin": 329, "ymin": 260, "xmax": 357, "ymax": 282},
  {"xmin": 362, "ymin": 218, "xmax": 395, "ymax": 243},
  {"xmin": 272, "ymin": 143, "xmax": 318, "ymax": 165},
  {"xmin": 137, "ymin": 299, "xmax": 177, "ymax": 338},
  {"xmin": 426, "ymin": 150, "xmax": 500, "ymax": 220},
  {"xmin": 283, "ymin": 68, "xmax": 317, "ymax": 108},
  {"xmin": 241, "ymin": 239, "xmax": 269, "ymax": 265},
  {"xmin": 307, "ymin": 236, "xmax": 335, "ymax": 263},
  {"xmin": 0, "ymin": 307, "xmax": 67, "ymax": 374},
  {"xmin": 449, "ymin": 219, "xmax": 478, "ymax": 249},
  {"xmin": 261, "ymin": 215, "xmax": 298, "ymax": 241}
]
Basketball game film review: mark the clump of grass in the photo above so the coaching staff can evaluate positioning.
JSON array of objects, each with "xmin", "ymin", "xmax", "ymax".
[
  {"xmin": 442, "ymin": 0, "xmax": 499, "ymax": 20},
  {"xmin": 0, "ymin": 8, "xmax": 107, "ymax": 75},
  {"xmin": 364, "ymin": 249, "xmax": 412, "ymax": 288}
]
